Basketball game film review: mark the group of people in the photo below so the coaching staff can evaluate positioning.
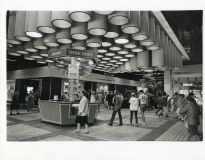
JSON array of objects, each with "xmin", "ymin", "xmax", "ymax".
[{"xmin": 10, "ymin": 90, "xmax": 40, "ymax": 115}]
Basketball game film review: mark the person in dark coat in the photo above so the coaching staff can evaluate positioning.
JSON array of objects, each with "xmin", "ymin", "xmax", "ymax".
[
  {"xmin": 106, "ymin": 91, "xmax": 114, "ymax": 110},
  {"xmin": 10, "ymin": 91, "xmax": 20, "ymax": 115},
  {"xmin": 179, "ymin": 96, "xmax": 201, "ymax": 141}
]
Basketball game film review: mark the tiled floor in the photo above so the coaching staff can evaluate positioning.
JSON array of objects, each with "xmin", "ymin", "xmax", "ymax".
[{"xmin": 6, "ymin": 108, "xmax": 200, "ymax": 141}]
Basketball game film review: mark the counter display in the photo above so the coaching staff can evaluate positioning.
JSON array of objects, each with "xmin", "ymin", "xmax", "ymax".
[{"xmin": 39, "ymin": 100, "xmax": 99, "ymax": 125}]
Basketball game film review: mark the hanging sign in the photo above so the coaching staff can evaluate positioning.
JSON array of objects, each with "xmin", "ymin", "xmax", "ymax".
[
  {"xmin": 68, "ymin": 64, "xmax": 79, "ymax": 79},
  {"xmin": 49, "ymin": 48, "xmax": 97, "ymax": 60}
]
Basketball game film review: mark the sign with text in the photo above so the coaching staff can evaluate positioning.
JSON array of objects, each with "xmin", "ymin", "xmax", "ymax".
[
  {"xmin": 68, "ymin": 64, "xmax": 79, "ymax": 79},
  {"xmin": 49, "ymin": 48, "xmax": 97, "ymax": 60}
]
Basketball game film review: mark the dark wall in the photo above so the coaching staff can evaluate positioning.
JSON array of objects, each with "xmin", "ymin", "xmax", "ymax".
[{"xmin": 50, "ymin": 78, "xmax": 62, "ymax": 99}]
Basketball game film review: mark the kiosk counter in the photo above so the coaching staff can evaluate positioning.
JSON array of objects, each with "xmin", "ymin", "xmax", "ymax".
[{"xmin": 39, "ymin": 100, "xmax": 99, "ymax": 125}]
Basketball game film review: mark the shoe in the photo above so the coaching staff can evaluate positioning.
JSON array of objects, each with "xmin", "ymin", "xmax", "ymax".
[
  {"xmin": 84, "ymin": 131, "xmax": 89, "ymax": 134},
  {"xmin": 119, "ymin": 123, "xmax": 123, "ymax": 126},
  {"xmin": 107, "ymin": 123, "xmax": 113, "ymax": 126},
  {"xmin": 142, "ymin": 123, "xmax": 147, "ymax": 126}
]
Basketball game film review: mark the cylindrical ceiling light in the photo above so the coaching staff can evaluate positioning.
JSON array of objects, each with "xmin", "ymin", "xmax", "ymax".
[
  {"xmin": 30, "ymin": 53, "xmax": 43, "ymax": 59},
  {"xmin": 56, "ymin": 28, "xmax": 72, "ymax": 44},
  {"xmin": 25, "ymin": 11, "xmax": 42, "ymax": 38},
  {"xmin": 33, "ymin": 38, "xmax": 48, "ymax": 50},
  {"xmin": 152, "ymin": 49, "xmax": 164, "ymax": 68},
  {"xmin": 37, "ymin": 11, "xmax": 56, "ymax": 34},
  {"xmin": 136, "ymin": 50, "xmax": 149, "ymax": 68},
  {"xmin": 104, "ymin": 23, "xmax": 120, "ymax": 38},
  {"xmin": 51, "ymin": 11, "xmax": 71, "ymax": 28},
  {"xmin": 124, "ymin": 40, "xmax": 137, "ymax": 49},
  {"xmin": 97, "ymin": 54, "xmax": 103, "ymax": 58},
  {"xmin": 7, "ymin": 14, "xmax": 21, "ymax": 45},
  {"xmin": 86, "ymin": 36, "xmax": 102, "ymax": 48},
  {"xmin": 110, "ymin": 59, "xmax": 118, "ymax": 63},
  {"xmin": 116, "ymin": 62, "xmax": 123, "ymax": 65},
  {"xmin": 117, "ymin": 48, "xmax": 129, "ymax": 55},
  {"xmin": 69, "ymin": 11, "xmax": 92, "ymax": 22},
  {"xmin": 8, "ymin": 44, "xmax": 14, "ymax": 48},
  {"xmin": 40, "ymin": 50, "xmax": 49, "ymax": 57},
  {"xmin": 114, "ymin": 33, "xmax": 129, "ymax": 44},
  {"xmin": 125, "ymin": 53, "xmax": 135, "ymax": 58},
  {"xmin": 102, "ymin": 57, "xmax": 111, "ymax": 61},
  {"xmin": 132, "ymin": 11, "xmax": 149, "ymax": 41},
  {"xmin": 109, "ymin": 44, "xmax": 121, "ymax": 51},
  {"xmin": 44, "ymin": 33, "xmax": 59, "ymax": 47},
  {"xmin": 131, "ymin": 45, "xmax": 143, "ymax": 53},
  {"xmin": 106, "ymin": 63, "xmax": 113, "ymax": 66},
  {"xmin": 16, "ymin": 45, "xmax": 29, "ymax": 54},
  {"xmin": 102, "ymin": 37, "xmax": 113, "ymax": 47},
  {"xmin": 37, "ymin": 59, "xmax": 47, "ymax": 64},
  {"xmin": 121, "ymin": 11, "xmax": 140, "ymax": 34},
  {"xmin": 44, "ymin": 58, "xmax": 55, "ymax": 63},
  {"xmin": 105, "ymin": 52, "xmax": 116, "ymax": 57},
  {"xmin": 72, "ymin": 40, "xmax": 86, "ymax": 50},
  {"xmin": 14, "ymin": 11, "xmax": 31, "ymax": 41},
  {"xmin": 94, "ymin": 11, "xmax": 113, "ymax": 15},
  {"xmin": 113, "ymin": 55, "xmax": 123, "ymax": 59},
  {"xmin": 140, "ymin": 14, "xmax": 155, "ymax": 46},
  {"xmin": 147, "ymin": 21, "xmax": 160, "ymax": 50},
  {"xmin": 8, "ymin": 48, "xmax": 21, "ymax": 56},
  {"xmin": 98, "ymin": 47, "xmax": 107, "ymax": 53},
  {"xmin": 59, "ymin": 44, "xmax": 71, "ymax": 49},
  {"xmin": 120, "ymin": 58, "xmax": 129, "ymax": 62},
  {"xmin": 24, "ymin": 41, "xmax": 38, "ymax": 52},
  {"xmin": 71, "ymin": 22, "xmax": 88, "ymax": 40},
  {"xmin": 88, "ymin": 13, "xmax": 107, "ymax": 36},
  {"xmin": 108, "ymin": 11, "xmax": 129, "ymax": 25},
  {"xmin": 24, "ymin": 54, "xmax": 35, "ymax": 60}
]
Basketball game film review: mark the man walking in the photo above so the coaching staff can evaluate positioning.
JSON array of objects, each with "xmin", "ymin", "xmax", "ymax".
[
  {"xmin": 138, "ymin": 90, "xmax": 148, "ymax": 125},
  {"xmin": 108, "ymin": 90, "xmax": 123, "ymax": 126}
]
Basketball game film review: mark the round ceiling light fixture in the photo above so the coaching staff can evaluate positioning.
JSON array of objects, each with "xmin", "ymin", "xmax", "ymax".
[
  {"xmin": 8, "ymin": 48, "xmax": 21, "ymax": 56},
  {"xmin": 72, "ymin": 40, "xmax": 86, "ymax": 50},
  {"xmin": 16, "ymin": 45, "xmax": 29, "ymax": 55},
  {"xmin": 99, "ymin": 61, "xmax": 107, "ymax": 64},
  {"xmin": 113, "ymin": 55, "xmax": 123, "ymax": 59},
  {"xmin": 88, "ymin": 13, "xmax": 107, "ymax": 36},
  {"xmin": 109, "ymin": 44, "xmax": 121, "ymax": 51},
  {"xmin": 102, "ymin": 37, "xmax": 113, "ymax": 47},
  {"xmin": 105, "ymin": 52, "xmax": 116, "ymax": 57},
  {"xmin": 69, "ymin": 11, "xmax": 92, "ymax": 22},
  {"xmin": 33, "ymin": 38, "xmax": 48, "ymax": 50},
  {"xmin": 44, "ymin": 58, "xmax": 55, "ymax": 63},
  {"xmin": 125, "ymin": 54, "xmax": 135, "ymax": 58},
  {"xmin": 121, "ymin": 11, "xmax": 140, "ymax": 34},
  {"xmin": 51, "ymin": 11, "xmax": 71, "ymax": 29},
  {"xmin": 14, "ymin": 11, "xmax": 31, "ymax": 42},
  {"xmin": 108, "ymin": 11, "xmax": 129, "ymax": 25},
  {"xmin": 94, "ymin": 11, "xmax": 113, "ymax": 15},
  {"xmin": 37, "ymin": 59, "xmax": 47, "ymax": 64},
  {"xmin": 109, "ymin": 59, "xmax": 117, "ymax": 63},
  {"xmin": 25, "ymin": 11, "xmax": 43, "ymax": 38},
  {"xmin": 116, "ymin": 62, "xmax": 123, "ymax": 65},
  {"xmin": 114, "ymin": 33, "xmax": 129, "ymax": 44},
  {"xmin": 71, "ymin": 22, "xmax": 88, "ymax": 40},
  {"xmin": 120, "ymin": 58, "xmax": 129, "ymax": 62},
  {"xmin": 24, "ymin": 41, "xmax": 38, "ymax": 52},
  {"xmin": 24, "ymin": 54, "xmax": 35, "ymax": 60},
  {"xmin": 40, "ymin": 50, "xmax": 49, "ymax": 57},
  {"xmin": 117, "ymin": 48, "xmax": 129, "ymax": 55},
  {"xmin": 104, "ymin": 23, "xmax": 120, "ymax": 38},
  {"xmin": 97, "ymin": 54, "xmax": 103, "ymax": 58},
  {"xmin": 30, "ymin": 53, "xmax": 43, "ymax": 59},
  {"xmin": 86, "ymin": 36, "xmax": 102, "ymax": 48},
  {"xmin": 131, "ymin": 46, "xmax": 143, "ymax": 53},
  {"xmin": 124, "ymin": 40, "xmax": 137, "ymax": 49},
  {"xmin": 102, "ymin": 57, "xmax": 111, "ymax": 61},
  {"xmin": 56, "ymin": 28, "xmax": 72, "ymax": 44},
  {"xmin": 44, "ymin": 33, "xmax": 59, "ymax": 47}
]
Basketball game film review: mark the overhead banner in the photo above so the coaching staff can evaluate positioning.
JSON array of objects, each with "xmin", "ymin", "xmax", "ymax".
[{"xmin": 49, "ymin": 48, "xmax": 97, "ymax": 60}]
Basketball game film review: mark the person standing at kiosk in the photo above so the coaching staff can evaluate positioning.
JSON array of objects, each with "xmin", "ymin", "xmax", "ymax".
[{"xmin": 75, "ymin": 91, "xmax": 89, "ymax": 134}]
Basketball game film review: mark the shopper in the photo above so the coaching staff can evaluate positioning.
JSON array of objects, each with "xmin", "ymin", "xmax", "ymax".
[
  {"xmin": 34, "ymin": 90, "xmax": 40, "ymax": 110},
  {"xmin": 90, "ymin": 91, "xmax": 96, "ymax": 103},
  {"xmin": 27, "ymin": 91, "xmax": 34, "ymax": 112},
  {"xmin": 138, "ymin": 90, "xmax": 148, "ymax": 125},
  {"xmin": 179, "ymin": 96, "xmax": 201, "ymax": 141},
  {"xmin": 176, "ymin": 94, "xmax": 185, "ymax": 120},
  {"xmin": 10, "ymin": 91, "xmax": 20, "ymax": 115},
  {"xmin": 75, "ymin": 91, "xmax": 89, "ymax": 134},
  {"xmin": 155, "ymin": 93, "xmax": 163, "ymax": 117},
  {"xmin": 108, "ymin": 90, "xmax": 123, "ymax": 126},
  {"xmin": 106, "ymin": 91, "xmax": 113, "ymax": 110},
  {"xmin": 173, "ymin": 92, "xmax": 179, "ymax": 111},
  {"xmin": 129, "ymin": 93, "xmax": 139, "ymax": 126},
  {"xmin": 162, "ymin": 92, "xmax": 169, "ymax": 118},
  {"xmin": 97, "ymin": 92, "xmax": 103, "ymax": 112}
]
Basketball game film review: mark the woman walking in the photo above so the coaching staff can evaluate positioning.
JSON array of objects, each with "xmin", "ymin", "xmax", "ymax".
[
  {"xmin": 10, "ymin": 91, "xmax": 20, "ymax": 115},
  {"xmin": 75, "ymin": 91, "xmax": 89, "ymax": 134},
  {"xmin": 129, "ymin": 93, "xmax": 139, "ymax": 126}
]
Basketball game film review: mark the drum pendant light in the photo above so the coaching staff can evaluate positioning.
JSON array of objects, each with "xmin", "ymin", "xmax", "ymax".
[
  {"xmin": 125, "ymin": 53, "xmax": 135, "ymax": 58},
  {"xmin": 114, "ymin": 33, "xmax": 129, "ymax": 44},
  {"xmin": 124, "ymin": 40, "xmax": 137, "ymax": 49},
  {"xmin": 30, "ymin": 53, "xmax": 43, "ymax": 59},
  {"xmin": 102, "ymin": 37, "xmax": 113, "ymax": 47},
  {"xmin": 8, "ymin": 48, "xmax": 21, "ymax": 56},
  {"xmin": 44, "ymin": 33, "xmax": 59, "ymax": 47},
  {"xmin": 132, "ymin": 11, "xmax": 149, "ymax": 41},
  {"xmin": 108, "ymin": 11, "xmax": 129, "ymax": 25},
  {"xmin": 86, "ymin": 36, "xmax": 102, "ymax": 48},
  {"xmin": 16, "ymin": 45, "xmax": 29, "ymax": 54},
  {"xmin": 131, "ymin": 46, "xmax": 143, "ymax": 53},
  {"xmin": 24, "ymin": 41, "xmax": 38, "ymax": 52},
  {"xmin": 33, "ymin": 38, "xmax": 48, "ymax": 50},
  {"xmin": 136, "ymin": 50, "xmax": 149, "ymax": 68},
  {"xmin": 147, "ymin": 22, "xmax": 160, "ymax": 50},
  {"xmin": 88, "ymin": 13, "xmax": 107, "ymax": 36},
  {"xmin": 59, "ymin": 44, "xmax": 71, "ymax": 49},
  {"xmin": 51, "ymin": 11, "xmax": 71, "ymax": 28},
  {"xmin": 109, "ymin": 44, "xmax": 121, "ymax": 51},
  {"xmin": 72, "ymin": 40, "xmax": 86, "ymax": 50},
  {"xmin": 94, "ymin": 11, "xmax": 113, "ymax": 15},
  {"xmin": 14, "ymin": 11, "xmax": 31, "ymax": 41},
  {"xmin": 152, "ymin": 49, "xmax": 164, "ymax": 68},
  {"xmin": 104, "ymin": 23, "xmax": 120, "ymax": 38},
  {"xmin": 25, "ymin": 11, "xmax": 42, "ymax": 38},
  {"xmin": 7, "ymin": 14, "xmax": 21, "ymax": 45},
  {"xmin": 117, "ymin": 48, "xmax": 129, "ymax": 55},
  {"xmin": 122, "ymin": 11, "xmax": 140, "ymax": 34},
  {"xmin": 24, "ymin": 54, "xmax": 35, "ymax": 60},
  {"xmin": 40, "ymin": 50, "xmax": 49, "ymax": 57},
  {"xmin": 105, "ymin": 52, "xmax": 116, "ymax": 57},
  {"xmin": 140, "ymin": 15, "xmax": 155, "ymax": 46},
  {"xmin": 56, "ymin": 28, "xmax": 72, "ymax": 44},
  {"xmin": 71, "ymin": 22, "xmax": 88, "ymax": 40},
  {"xmin": 37, "ymin": 11, "xmax": 56, "ymax": 34},
  {"xmin": 98, "ymin": 47, "xmax": 107, "ymax": 53},
  {"xmin": 69, "ymin": 11, "xmax": 92, "ymax": 22}
]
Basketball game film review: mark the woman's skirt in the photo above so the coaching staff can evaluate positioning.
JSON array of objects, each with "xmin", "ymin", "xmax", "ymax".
[{"xmin": 75, "ymin": 115, "xmax": 88, "ymax": 125}]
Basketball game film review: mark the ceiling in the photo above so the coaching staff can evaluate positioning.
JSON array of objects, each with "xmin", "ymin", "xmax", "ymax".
[{"xmin": 7, "ymin": 11, "xmax": 202, "ymax": 82}]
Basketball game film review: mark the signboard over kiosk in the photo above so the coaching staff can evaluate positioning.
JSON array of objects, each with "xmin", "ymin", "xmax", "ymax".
[{"xmin": 49, "ymin": 48, "xmax": 98, "ymax": 61}]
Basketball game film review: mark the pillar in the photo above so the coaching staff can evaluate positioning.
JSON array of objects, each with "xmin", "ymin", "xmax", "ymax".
[{"xmin": 164, "ymin": 69, "xmax": 173, "ymax": 96}]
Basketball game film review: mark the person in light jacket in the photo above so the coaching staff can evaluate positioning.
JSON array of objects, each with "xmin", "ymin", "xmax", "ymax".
[
  {"xmin": 129, "ymin": 93, "xmax": 139, "ymax": 126},
  {"xmin": 75, "ymin": 91, "xmax": 89, "ymax": 134},
  {"xmin": 179, "ymin": 95, "xmax": 201, "ymax": 141}
]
